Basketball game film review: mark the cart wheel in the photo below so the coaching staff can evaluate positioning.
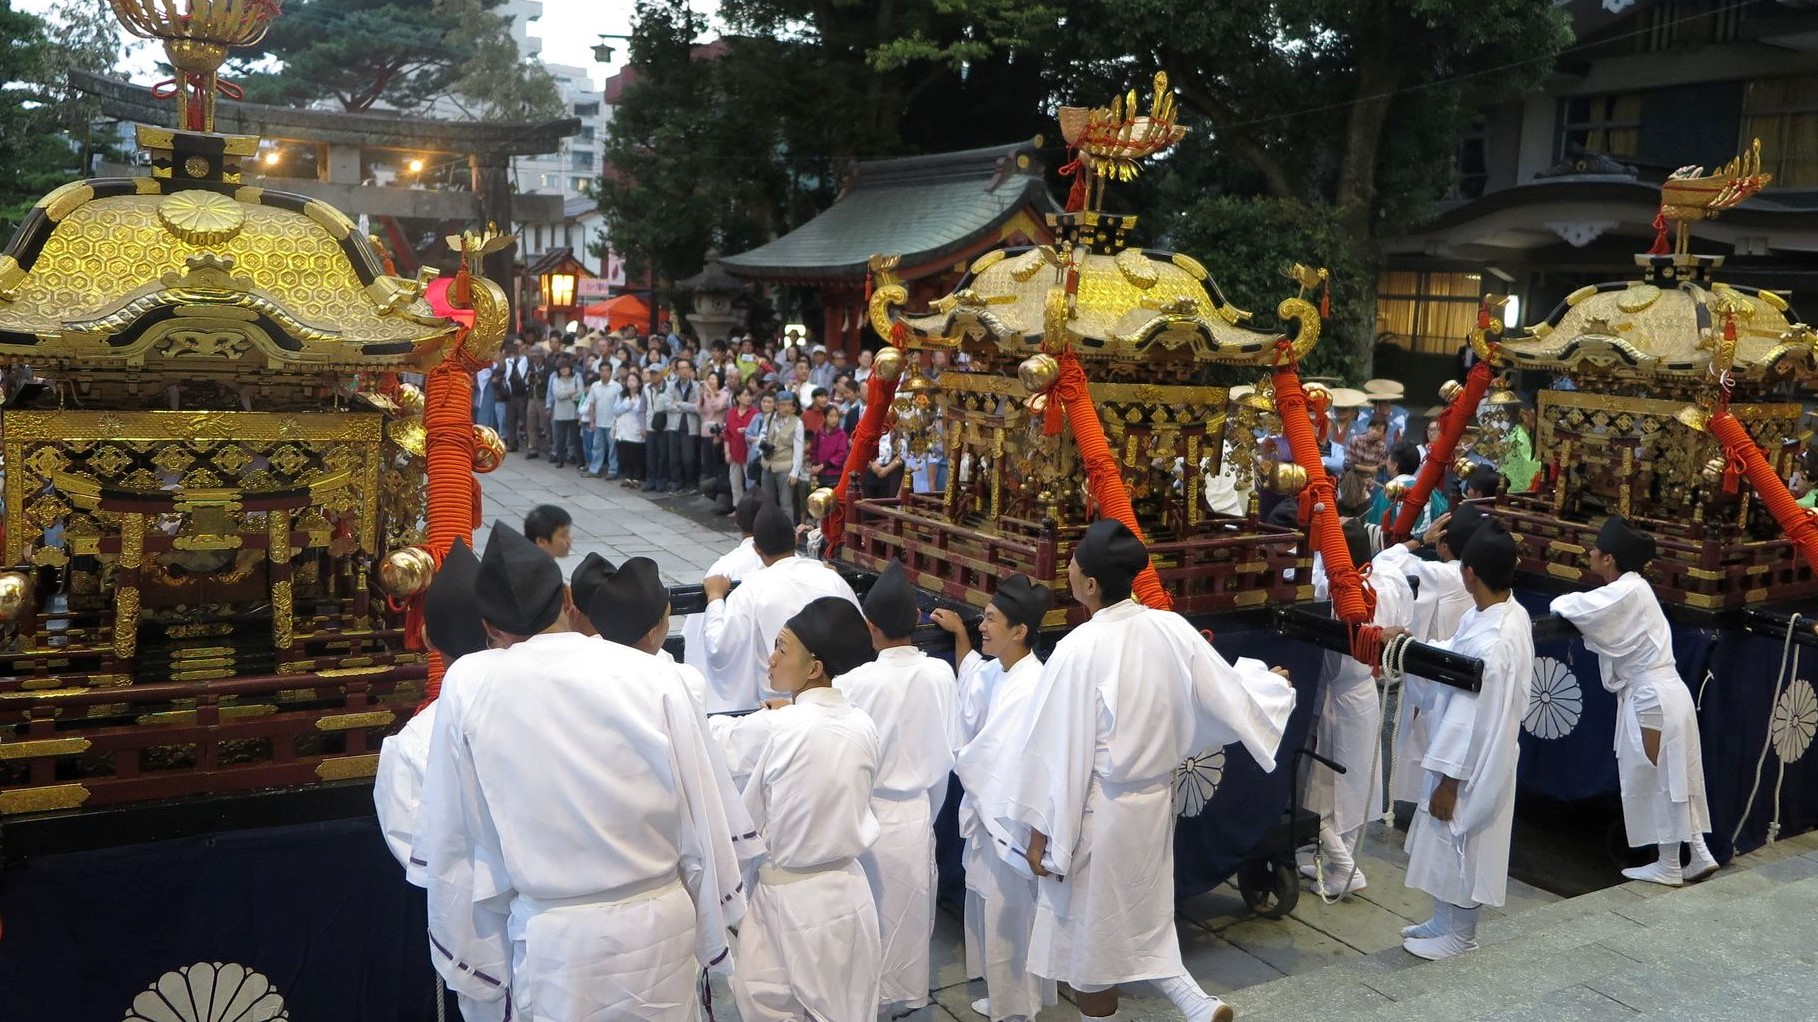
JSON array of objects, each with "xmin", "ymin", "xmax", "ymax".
[{"xmin": 1237, "ymin": 856, "xmax": 1299, "ymax": 919}]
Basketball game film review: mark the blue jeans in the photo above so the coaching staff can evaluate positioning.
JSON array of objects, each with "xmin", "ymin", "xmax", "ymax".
[
  {"xmin": 590, "ymin": 427, "xmax": 617, "ymax": 474},
  {"xmin": 580, "ymin": 428, "xmax": 594, "ymax": 467},
  {"xmin": 474, "ymin": 399, "xmax": 497, "ymax": 431}
]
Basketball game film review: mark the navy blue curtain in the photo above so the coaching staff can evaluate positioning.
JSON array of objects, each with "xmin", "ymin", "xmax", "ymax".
[
  {"xmin": 0, "ymin": 818, "xmax": 435, "ymax": 1022},
  {"xmin": 1173, "ymin": 628, "xmax": 1325, "ymax": 898},
  {"xmin": 1700, "ymin": 626, "xmax": 1818, "ymax": 863}
]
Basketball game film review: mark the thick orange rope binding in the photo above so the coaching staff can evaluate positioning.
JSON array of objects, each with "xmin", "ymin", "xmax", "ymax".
[
  {"xmin": 1271, "ymin": 350, "xmax": 1374, "ymax": 628},
  {"xmin": 825, "ymin": 331, "xmax": 904, "ymax": 549},
  {"xmin": 1709, "ymin": 410, "xmax": 1818, "ymax": 572},
  {"xmin": 1389, "ymin": 357, "xmax": 1495, "ymax": 542},
  {"xmin": 1050, "ymin": 348, "xmax": 1172, "ymax": 610}
]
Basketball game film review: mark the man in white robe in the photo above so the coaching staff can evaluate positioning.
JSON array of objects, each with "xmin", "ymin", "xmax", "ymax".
[
  {"xmin": 1550, "ymin": 515, "xmax": 1717, "ymax": 885},
  {"xmin": 372, "ymin": 537, "xmax": 510, "ymax": 1022},
  {"xmin": 1374, "ymin": 504, "xmax": 1484, "ymax": 805},
  {"xmin": 701, "ymin": 499, "xmax": 859, "ymax": 710},
  {"xmin": 835, "ymin": 560, "xmax": 956, "ymax": 1017},
  {"xmin": 684, "ymin": 493, "xmax": 769, "ymax": 685},
  {"xmin": 1398, "ymin": 520, "xmax": 1532, "ymax": 961},
  {"xmin": 712, "ymin": 597, "xmax": 885, "ymax": 1022},
  {"xmin": 936, "ymin": 575, "xmax": 1058, "ymax": 1022},
  {"xmin": 1303, "ymin": 520, "xmax": 1415, "ymax": 899},
  {"xmin": 413, "ymin": 521, "xmax": 753, "ymax": 1022},
  {"xmin": 993, "ymin": 520, "xmax": 1296, "ymax": 1022}
]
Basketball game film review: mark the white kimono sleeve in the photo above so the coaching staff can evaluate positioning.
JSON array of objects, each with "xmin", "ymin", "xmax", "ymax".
[
  {"xmin": 710, "ymin": 708, "xmax": 782, "ymax": 789},
  {"xmin": 995, "ymin": 640, "xmax": 1098, "ymax": 876},
  {"xmin": 415, "ymin": 691, "xmax": 513, "ymax": 1004},
  {"xmin": 663, "ymin": 685, "xmax": 761, "ymax": 973},
  {"xmin": 1156, "ymin": 614, "xmax": 1296, "ymax": 771},
  {"xmin": 1550, "ymin": 578, "xmax": 1650, "ymax": 665},
  {"xmin": 952, "ymin": 650, "xmax": 991, "ymax": 753}
]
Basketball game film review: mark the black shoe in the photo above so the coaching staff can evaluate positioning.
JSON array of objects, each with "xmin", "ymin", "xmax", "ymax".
[
  {"xmin": 553, "ymin": 460, "xmax": 565, "ymax": 468},
  {"xmin": 525, "ymin": 452, "xmax": 539, "ymax": 460}
]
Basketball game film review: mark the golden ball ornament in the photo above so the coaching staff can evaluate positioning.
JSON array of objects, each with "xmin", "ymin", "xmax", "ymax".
[
  {"xmin": 1271, "ymin": 462, "xmax": 1309, "ymax": 496},
  {"xmin": 396, "ymin": 384, "xmax": 425, "ymax": 417},
  {"xmin": 0, "ymin": 571, "xmax": 33, "ymax": 622},
  {"xmin": 1383, "ymin": 479, "xmax": 1409, "ymax": 503},
  {"xmin": 378, "ymin": 546, "xmax": 436, "ymax": 599},
  {"xmin": 472, "ymin": 425, "xmax": 506, "ymax": 473},
  {"xmin": 1017, "ymin": 353, "xmax": 1061, "ymax": 395},
  {"xmin": 387, "ymin": 417, "xmax": 427, "ymax": 458},
  {"xmin": 872, "ymin": 346, "xmax": 906, "ymax": 382},
  {"xmin": 806, "ymin": 487, "xmax": 837, "ymax": 520},
  {"xmin": 1453, "ymin": 456, "xmax": 1477, "ymax": 479},
  {"xmin": 1439, "ymin": 380, "xmax": 1465, "ymax": 404}
]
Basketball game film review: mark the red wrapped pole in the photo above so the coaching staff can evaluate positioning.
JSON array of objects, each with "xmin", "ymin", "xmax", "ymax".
[
  {"xmin": 1051, "ymin": 348, "xmax": 1171, "ymax": 609},
  {"xmin": 1271, "ymin": 353, "xmax": 1373, "ymax": 627},
  {"xmin": 825, "ymin": 355, "xmax": 902, "ymax": 548},
  {"xmin": 1388, "ymin": 358, "xmax": 1495, "ymax": 543},
  {"xmin": 1709, "ymin": 410, "xmax": 1818, "ymax": 571}
]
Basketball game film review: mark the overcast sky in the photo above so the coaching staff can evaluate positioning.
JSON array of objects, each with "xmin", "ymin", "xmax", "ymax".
[{"xmin": 17, "ymin": 0, "xmax": 723, "ymax": 91}]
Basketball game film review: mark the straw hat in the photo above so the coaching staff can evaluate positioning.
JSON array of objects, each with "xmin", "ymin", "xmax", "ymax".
[
  {"xmin": 1229, "ymin": 384, "xmax": 1255, "ymax": 401},
  {"xmin": 1328, "ymin": 387, "xmax": 1369, "ymax": 410},
  {"xmin": 1362, "ymin": 378, "xmax": 1405, "ymax": 401}
]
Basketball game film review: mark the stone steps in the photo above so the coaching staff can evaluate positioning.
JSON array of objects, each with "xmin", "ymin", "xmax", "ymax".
[{"xmin": 1228, "ymin": 833, "xmax": 1818, "ymax": 1022}]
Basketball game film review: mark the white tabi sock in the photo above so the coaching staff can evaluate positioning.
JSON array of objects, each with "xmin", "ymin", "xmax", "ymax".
[
  {"xmin": 1154, "ymin": 972, "xmax": 1232, "ymax": 1022},
  {"xmin": 1688, "ymin": 834, "xmax": 1719, "ymax": 878},
  {"xmin": 1451, "ymin": 903, "xmax": 1481, "ymax": 943},
  {"xmin": 1079, "ymin": 1013, "xmax": 1117, "ymax": 1022},
  {"xmin": 1401, "ymin": 895, "xmax": 1446, "ymax": 939},
  {"xmin": 1622, "ymin": 844, "xmax": 1684, "ymax": 886}
]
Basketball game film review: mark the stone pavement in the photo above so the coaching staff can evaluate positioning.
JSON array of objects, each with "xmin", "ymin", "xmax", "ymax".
[{"xmin": 475, "ymin": 446, "xmax": 739, "ymax": 588}]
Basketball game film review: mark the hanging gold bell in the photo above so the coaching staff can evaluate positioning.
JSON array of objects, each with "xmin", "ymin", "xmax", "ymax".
[
  {"xmin": 1270, "ymin": 462, "xmax": 1308, "ymax": 496},
  {"xmin": 806, "ymin": 487, "xmax": 837, "ymax": 520},
  {"xmin": 378, "ymin": 546, "xmax": 436, "ymax": 598},
  {"xmin": 1438, "ymin": 380, "xmax": 1465, "ymax": 404},
  {"xmin": 472, "ymin": 425, "xmax": 507, "ymax": 473},
  {"xmin": 1018, "ymin": 354, "xmax": 1060, "ymax": 395},
  {"xmin": 872, "ymin": 346, "xmax": 906, "ymax": 382}
]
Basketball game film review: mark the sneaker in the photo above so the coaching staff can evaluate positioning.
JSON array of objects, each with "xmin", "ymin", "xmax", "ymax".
[
  {"xmin": 1403, "ymin": 932, "xmax": 1477, "ymax": 961},
  {"xmin": 1187, "ymin": 997, "xmax": 1235, "ymax": 1022},
  {"xmin": 605, "ymin": 473, "xmax": 620, "ymax": 481}
]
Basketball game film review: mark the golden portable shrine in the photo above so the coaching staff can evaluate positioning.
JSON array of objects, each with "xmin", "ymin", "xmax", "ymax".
[
  {"xmin": 1456, "ymin": 139, "xmax": 1818, "ymax": 611},
  {"xmin": 0, "ymin": 0, "xmax": 508, "ymax": 816},
  {"xmin": 836, "ymin": 74, "xmax": 1332, "ymax": 626}
]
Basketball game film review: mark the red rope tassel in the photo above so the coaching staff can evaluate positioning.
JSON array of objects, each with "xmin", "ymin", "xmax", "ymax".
[{"xmin": 825, "ymin": 342, "xmax": 903, "ymax": 549}]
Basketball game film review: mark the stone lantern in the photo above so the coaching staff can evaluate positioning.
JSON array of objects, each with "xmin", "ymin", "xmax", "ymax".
[{"xmin": 676, "ymin": 248, "xmax": 748, "ymax": 342}]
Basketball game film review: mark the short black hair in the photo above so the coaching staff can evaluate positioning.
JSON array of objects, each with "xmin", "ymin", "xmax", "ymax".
[
  {"xmin": 523, "ymin": 504, "xmax": 573, "ymax": 544},
  {"xmin": 1096, "ymin": 573, "xmax": 1134, "ymax": 605},
  {"xmin": 1390, "ymin": 442, "xmax": 1421, "ymax": 477}
]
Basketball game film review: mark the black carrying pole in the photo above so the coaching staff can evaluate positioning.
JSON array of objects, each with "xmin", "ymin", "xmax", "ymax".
[{"xmin": 1271, "ymin": 604, "xmax": 1486, "ymax": 692}]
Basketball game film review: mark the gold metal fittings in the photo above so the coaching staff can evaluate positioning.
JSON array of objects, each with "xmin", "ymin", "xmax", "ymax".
[{"xmin": 157, "ymin": 189, "xmax": 246, "ymax": 246}]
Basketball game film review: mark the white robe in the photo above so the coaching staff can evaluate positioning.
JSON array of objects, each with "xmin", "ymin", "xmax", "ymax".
[
  {"xmin": 1308, "ymin": 561, "xmax": 1414, "ymax": 835},
  {"xmin": 413, "ymin": 633, "xmax": 754, "ymax": 1022},
  {"xmin": 683, "ymin": 536, "xmax": 767, "ymax": 698},
  {"xmin": 836, "ymin": 646, "xmax": 957, "ymax": 1010},
  {"xmin": 1402, "ymin": 599, "xmax": 1533, "ymax": 909},
  {"xmin": 991, "ymin": 600, "xmax": 1295, "ymax": 986},
  {"xmin": 715, "ymin": 687, "xmax": 884, "ymax": 1022},
  {"xmin": 1551, "ymin": 574, "xmax": 1711, "ymax": 846},
  {"xmin": 1373, "ymin": 545, "xmax": 1473, "ymax": 803},
  {"xmin": 374, "ymin": 691, "xmax": 510, "ymax": 1022},
  {"xmin": 699, "ymin": 555, "xmax": 860, "ymax": 711},
  {"xmin": 952, "ymin": 651, "xmax": 1055, "ymax": 1022}
]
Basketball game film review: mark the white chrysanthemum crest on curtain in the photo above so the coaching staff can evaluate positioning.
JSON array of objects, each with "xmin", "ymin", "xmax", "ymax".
[
  {"xmin": 123, "ymin": 962, "xmax": 289, "ymax": 1022},
  {"xmin": 1771, "ymin": 677, "xmax": 1818, "ymax": 764},
  {"xmin": 1173, "ymin": 749, "xmax": 1226, "ymax": 817},
  {"xmin": 1524, "ymin": 656, "xmax": 1584, "ymax": 740}
]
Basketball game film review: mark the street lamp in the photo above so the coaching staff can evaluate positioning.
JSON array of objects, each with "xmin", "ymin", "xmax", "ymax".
[
  {"xmin": 540, "ymin": 269, "xmax": 578, "ymax": 312},
  {"xmin": 593, "ymin": 33, "xmax": 635, "ymax": 63}
]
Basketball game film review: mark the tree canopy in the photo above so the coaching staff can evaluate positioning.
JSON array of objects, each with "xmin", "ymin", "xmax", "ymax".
[
  {"xmin": 1, "ymin": 0, "xmax": 121, "ymax": 233},
  {"xmin": 234, "ymin": 0, "xmax": 560, "ymax": 118}
]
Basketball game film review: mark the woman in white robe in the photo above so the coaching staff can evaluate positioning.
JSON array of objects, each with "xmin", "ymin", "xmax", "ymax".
[
  {"xmin": 835, "ymin": 561, "xmax": 956, "ymax": 1015},
  {"xmin": 993, "ymin": 520, "xmax": 1294, "ymax": 1022},
  {"xmin": 1549, "ymin": 516, "xmax": 1717, "ymax": 885},
  {"xmin": 1303, "ymin": 521, "xmax": 1415, "ymax": 898},
  {"xmin": 1399, "ymin": 521, "xmax": 1531, "ymax": 961},
  {"xmin": 935, "ymin": 574, "xmax": 1058, "ymax": 1022},
  {"xmin": 714, "ymin": 596, "xmax": 885, "ymax": 1022}
]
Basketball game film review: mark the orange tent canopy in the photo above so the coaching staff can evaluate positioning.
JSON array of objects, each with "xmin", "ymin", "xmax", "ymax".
[{"xmin": 582, "ymin": 293, "xmax": 650, "ymax": 332}]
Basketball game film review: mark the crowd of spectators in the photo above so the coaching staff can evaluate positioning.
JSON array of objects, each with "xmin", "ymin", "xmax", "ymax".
[{"xmin": 473, "ymin": 323, "xmax": 948, "ymax": 525}]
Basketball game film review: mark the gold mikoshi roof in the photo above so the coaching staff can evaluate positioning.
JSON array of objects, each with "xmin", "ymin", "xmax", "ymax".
[
  {"xmin": 898, "ymin": 238, "xmax": 1315, "ymax": 363},
  {"xmin": 1500, "ymin": 254, "xmax": 1815, "ymax": 384},
  {"xmin": 0, "ymin": 176, "xmax": 463, "ymax": 372}
]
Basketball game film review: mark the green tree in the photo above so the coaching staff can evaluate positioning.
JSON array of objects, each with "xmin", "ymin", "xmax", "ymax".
[
  {"xmin": 233, "ymin": 0, "xmax": 557, "ymax": 118},
  {"xmin": 1, "ymin": 0, "xmax": 121, "ymax": 232}
]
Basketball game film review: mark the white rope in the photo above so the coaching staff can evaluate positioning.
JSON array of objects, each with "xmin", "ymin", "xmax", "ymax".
[
  {"xmin": 1696, "ymin": 669, "xmax": 1714, "ymax": 712},
  {"xmin": 1731, "ymin": 613, "xmax": 1801, "ymax": 848},
  {"xmin": 436, "ymin": 976, "xmax": 447, "ymax": 1022},
  {"xmin": 1380, "ymin": 633, "xmax": 1412, "ymax": 827},
  {"xmin": 1312, "ymin": 632, "xmax": 1411, "ymax": 906}
]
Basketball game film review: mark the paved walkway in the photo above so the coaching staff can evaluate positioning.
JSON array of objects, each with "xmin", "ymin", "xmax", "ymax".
[{"xmin": 475, "ymin": 447, "xmax": 740, "ymax": 587}]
